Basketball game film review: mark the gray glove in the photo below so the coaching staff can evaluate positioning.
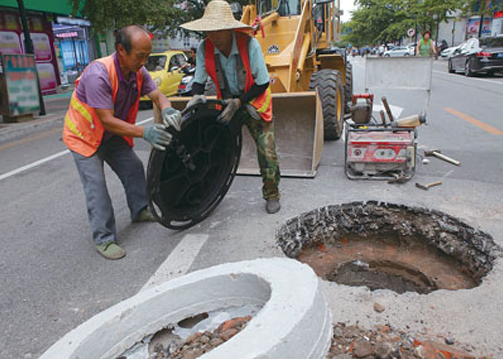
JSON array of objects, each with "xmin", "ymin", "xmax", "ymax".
[
  {"xmin": 186, "ymin": 94, "xmax": 207, "ymax": 109},
  {"xmin": 162, "ymin": 107, "xmax": 182, "ymax": 132},
  {"xmin": 143, "ymin": 124, "xmax": 172, "ymax": 151},
  {"xmin": 217, "ymin": 98, "xmax": 241, "ymax": 124}
]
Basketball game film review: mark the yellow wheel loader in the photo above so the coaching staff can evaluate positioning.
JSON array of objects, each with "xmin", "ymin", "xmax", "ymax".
[
  {"xmin": 163, "ymin": 0, "xmax": 352, "ymax": 177},
  {"xmin": 240, "ymin": 0, "xmax": 352, "ymax": 140}
]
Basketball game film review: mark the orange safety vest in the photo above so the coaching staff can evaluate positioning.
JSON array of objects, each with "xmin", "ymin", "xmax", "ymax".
[
  {"xmin": 62, "ymin": 55, "xmax": 144, "ymax": 157},
  {"xmin": 205, "ymin": 32, "xmax": 272, "ymax": 122}
]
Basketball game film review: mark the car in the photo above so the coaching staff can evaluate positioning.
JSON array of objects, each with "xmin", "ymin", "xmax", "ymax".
[
  {"xmin": 140, "ymin": 51, "xmax": 188, "ymax": 105},
  {"xmin": 383, "ymin": 46, "xmax": 412, "ymax": 57},
  {"xmin": 440, "ymin": 45, "xmax": 459, "ymax": 59},
  {"xmin": 448, "ymin": 36, "xmax": 503, "ymax": 76}
]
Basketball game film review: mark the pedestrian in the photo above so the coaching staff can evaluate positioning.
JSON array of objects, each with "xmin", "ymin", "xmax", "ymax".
[
  {"xmin": 180, "ymin": 0, "xmax": 281, "ymax": 214},
  {"xmin": 416, "ymin": 31, "xmax": 437, "ymax": 57},
  {"xmin": 378, "ymin": 44, "xmax": 385, "ymax": 57},
  {"xmin": 63, "ymin": 25, "xmax": 182, "ymax": 260},
  {"xmin": 188, "ymin": 47, "xmax": 197, "ymax": 66}
]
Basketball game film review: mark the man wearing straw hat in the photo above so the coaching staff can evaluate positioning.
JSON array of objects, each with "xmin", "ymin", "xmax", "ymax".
[{"xmin": 181, "ymin": 0, "xmax": 281, "ymax": 214}]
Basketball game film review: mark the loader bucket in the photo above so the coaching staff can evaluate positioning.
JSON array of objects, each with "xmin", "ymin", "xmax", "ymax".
[{"xmin": 165, "ymin": 90, "xmax": 323, "ymax": 178}]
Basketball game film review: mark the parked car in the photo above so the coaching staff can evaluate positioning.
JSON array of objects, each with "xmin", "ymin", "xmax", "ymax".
[
  {"xmin": 140, "ymin": 51, "xmax": 188, "ymax": 106},
  {"xmin": 448, "ymin": 36, "xmax": 503, "ymax": 76},
  {"xmin": 440, "ymin": 45, "xmax": 459, "ymax": 59},
  {"xmin": 383, "ymin": 47, "xmax": 412, "ymax": 57}
]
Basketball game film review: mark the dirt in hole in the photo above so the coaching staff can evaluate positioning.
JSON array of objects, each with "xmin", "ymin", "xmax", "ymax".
[{"xmin": 300, "ymin": 232, "xmax": 478, "ymax": 294}]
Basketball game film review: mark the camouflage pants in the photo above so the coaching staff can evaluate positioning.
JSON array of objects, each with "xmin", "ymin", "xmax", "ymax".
[{"xmin": 236, "ymin": 108, "xmax": 281, "ymax": 200}]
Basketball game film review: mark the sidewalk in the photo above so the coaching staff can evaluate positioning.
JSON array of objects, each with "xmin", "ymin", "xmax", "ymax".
[{"xmin": 0, "ymin": 85, "xmax": 74, "ymax": 145}]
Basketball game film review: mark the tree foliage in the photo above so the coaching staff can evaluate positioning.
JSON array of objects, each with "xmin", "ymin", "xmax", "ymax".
[
  {"xmin": 342, "ymin": 0, "xmax": 502, "ymax": 47},
  {"xmin": 70, "ymin": 0, "xmax": 214, "ymax": 36}
]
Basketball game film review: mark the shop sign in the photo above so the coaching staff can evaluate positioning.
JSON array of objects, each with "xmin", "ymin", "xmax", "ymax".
[{"xmin": 1, "ymin": 54, "xmax": 40, "ymax": 115}]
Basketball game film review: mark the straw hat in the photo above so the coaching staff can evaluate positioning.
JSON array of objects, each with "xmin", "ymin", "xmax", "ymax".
[{"xmin": 181, "ymin": 0, "xmax": 252, "ymax": 32}]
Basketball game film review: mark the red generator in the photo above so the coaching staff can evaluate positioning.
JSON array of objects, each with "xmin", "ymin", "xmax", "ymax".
[{"xmin": 345, "ymin": 128, "xmax": 417, "ymax": 180}]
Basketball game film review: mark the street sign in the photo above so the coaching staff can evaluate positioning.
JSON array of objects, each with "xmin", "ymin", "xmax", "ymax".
[
  {"xmin": 1, "ymin": 53, "xmax": 40, "ymax": 116},
  {"xmin": 408, "ymin": 28, "xmax": 415, "ymax": 37}
]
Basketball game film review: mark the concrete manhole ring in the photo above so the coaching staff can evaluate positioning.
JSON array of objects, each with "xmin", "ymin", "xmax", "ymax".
[
  {"xmin": 277, "ymin": 201, "xmax": 502, "ymax": 294},
  {"xmin": 40, "ymin": 258, "xmax": 332, "ymax": 359}
]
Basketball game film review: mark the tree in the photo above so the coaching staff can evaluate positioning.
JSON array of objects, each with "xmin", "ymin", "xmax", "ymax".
[
  {"xmin": 70, "ymin": 0, "xmax": 205, "ymax": 35},
  {"xmin": 342, "ymin": 0, "xmax": 470, "ymax": 47}
]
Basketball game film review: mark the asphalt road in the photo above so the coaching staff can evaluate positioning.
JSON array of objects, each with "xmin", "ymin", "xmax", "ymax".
[{"xmin": 1, "ymin": 59, "xmax": 502, "ymax": 358}]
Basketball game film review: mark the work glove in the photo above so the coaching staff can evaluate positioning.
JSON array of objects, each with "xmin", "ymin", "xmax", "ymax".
[
  {"xmin": 186, "ymin": 94, "xmax": 207, "ymax": 109},
  {"xmin": 162, "ymin": 107, "xmax": 182, "ymax": 132},
  {"xmin": 143, "ymin": 124, "xmax": 172, "ymax": 151},
  {"xmin": 217, "ymin": 98, "xmax": 241, "ymax": 125}
]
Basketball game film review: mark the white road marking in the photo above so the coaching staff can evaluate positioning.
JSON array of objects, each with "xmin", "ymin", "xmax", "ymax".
[
  {"xmin": 0, "ymin": 117, "xmax": 154, "ymax": 182},
  {"xmin": 0, "ymin": 150, "xmax": 69, "ymax": 182},
  {"xmin": 432, "ymin": 70, "xmax": 503, "ymax": 86},
  {"xmin": 141, "ymin": 233, "xmax": 209, "ymax": 291}
]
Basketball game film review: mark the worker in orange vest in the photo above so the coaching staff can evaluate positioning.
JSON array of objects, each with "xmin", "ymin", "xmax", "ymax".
[
  {"xmin": 181, "ymin": 0, "xmax": 281, "ymax": 214},
  {"xmin": 63, "ymin": 25, "xmax": 182, "ymax": 260}
]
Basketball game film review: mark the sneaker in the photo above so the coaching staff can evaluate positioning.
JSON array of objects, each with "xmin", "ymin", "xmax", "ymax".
[
  {"xmin": 96, "ymin": 241, "xmax": 126, "ymax": 260},
  {"xmin": 265, "ymin": 199, "xmax": 281, "ymax": 214},
  {"xmin": 133, "ymin": 208, "xmax": 156, "ymax": 223}
]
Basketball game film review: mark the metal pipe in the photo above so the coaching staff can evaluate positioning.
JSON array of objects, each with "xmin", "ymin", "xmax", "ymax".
[
  {"xmin": 258, "ymin": 12, "xmax": 280, "ymax": 28},
  {"xmin": 297, "ymin": 35, "xmax": 311, "ymax": 74}
]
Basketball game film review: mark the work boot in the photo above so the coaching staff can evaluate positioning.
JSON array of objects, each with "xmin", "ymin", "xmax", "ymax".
[
  {"xmin": 265, "ymin": 199, "xmax": 281, "ymax": 214},
  {"xmin": 133, "ymin": 207, "xmax": 156, "ymax": 223},
  {"xmin": 95, "ymin": 241, "xmax": 126, "ymax": 260}
]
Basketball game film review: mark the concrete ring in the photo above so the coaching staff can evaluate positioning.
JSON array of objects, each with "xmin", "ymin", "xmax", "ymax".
[{"xmin": 40, "ymin": 258, "xmax": 332, "ymax": 359}]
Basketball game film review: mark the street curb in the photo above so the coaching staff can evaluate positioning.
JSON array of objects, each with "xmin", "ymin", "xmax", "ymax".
[
  {"xmin": 0, "ymin": 114, "xmax": 65, "ymax": 146},
  {"xmin": 40, "ymin": 258, "xmax": 333, "ymax": 359}
]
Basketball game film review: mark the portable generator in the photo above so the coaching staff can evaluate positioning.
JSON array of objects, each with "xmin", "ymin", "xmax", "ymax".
[
  {"xmin": 345, "ymin": 128, "xmax": 417, "ymax": 180},
  {"xmin": 344, "ymin": 94, "xmax": 422, "ymax": 181}
]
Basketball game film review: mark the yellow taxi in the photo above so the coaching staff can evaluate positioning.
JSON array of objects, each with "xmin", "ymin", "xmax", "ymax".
[{"xmin": 140, "ymin": 51, "xmax": 187, "ymax": 104}]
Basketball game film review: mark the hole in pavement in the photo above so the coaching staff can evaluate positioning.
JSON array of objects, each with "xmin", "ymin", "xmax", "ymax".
[{"xmin": 277, "ymin": 202, "xmax": 501, "ymax": 294}]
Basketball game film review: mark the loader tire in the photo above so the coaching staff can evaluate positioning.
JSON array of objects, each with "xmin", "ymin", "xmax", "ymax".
[
  {"xmin": 310, "ymin": 69, "xmax": 345, "ymax": 141},
  {"xmin": 344, "ymin": 62, "xmax": 353, "ymax": 114}
]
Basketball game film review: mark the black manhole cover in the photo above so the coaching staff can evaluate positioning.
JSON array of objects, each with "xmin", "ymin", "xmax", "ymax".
[
  {"xmin": 277, "ymin": 202, "xmax": 502, "ymax": 294},
  {"xmin": 147, "ymin": 101, "xmax": 242, "ymax": 230}
]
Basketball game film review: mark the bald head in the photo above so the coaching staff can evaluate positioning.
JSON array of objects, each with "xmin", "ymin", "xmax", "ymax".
[
  {"xmin": 115, "ymin": 25, "xmax": 152, "ymax": 77},
  {"xmin": 115, "ymin": 25, "xmax": 151, "ymax": 54}
]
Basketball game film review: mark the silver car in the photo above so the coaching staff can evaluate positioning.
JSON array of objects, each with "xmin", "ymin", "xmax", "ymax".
[{"xmin": 383, "ymin": 47, "xmax": 412, "ymax": 57}]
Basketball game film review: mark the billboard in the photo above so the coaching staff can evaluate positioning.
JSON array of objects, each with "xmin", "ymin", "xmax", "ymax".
[{"xmin": 1, "ymin": 54, "xmax": 40, "ymax": 115}]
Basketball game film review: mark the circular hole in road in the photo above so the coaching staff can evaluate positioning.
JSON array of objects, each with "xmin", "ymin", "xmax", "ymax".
[{"xmin": 277, "ymin": 202, "xmax": 501, "ymax": 294}]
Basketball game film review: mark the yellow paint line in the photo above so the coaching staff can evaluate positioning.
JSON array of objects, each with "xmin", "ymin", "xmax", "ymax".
[
  {"xmin": 0, "ymin": 127, "xmax": 62, "ymax": 151},
  {"xmin": 444, "ymin": 108, "xmax": 503, "ymax": 136}
]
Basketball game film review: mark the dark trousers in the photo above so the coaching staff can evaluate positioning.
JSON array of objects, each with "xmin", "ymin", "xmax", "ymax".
[{"xmin": 71, "ymin": 136, "xmax": 148, "ymax": 245}]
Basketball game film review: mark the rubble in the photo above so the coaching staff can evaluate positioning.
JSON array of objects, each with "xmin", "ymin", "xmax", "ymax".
[
  {"xmin": 326, "ymin": 323, "xmax": 489, "ymax": 359},
  {"xmin": 148, "ymin": 316, "xmax": 251, "ymax": 359}
]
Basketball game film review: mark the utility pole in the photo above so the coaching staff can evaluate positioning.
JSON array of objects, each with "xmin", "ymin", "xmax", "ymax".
[
  {"xmin": 478, "ymin": 0, "xmax": 486, "ymax": 38},
  {"xmin": 16, "ymin": 0, "xmax": 46, "ymax": 116}
]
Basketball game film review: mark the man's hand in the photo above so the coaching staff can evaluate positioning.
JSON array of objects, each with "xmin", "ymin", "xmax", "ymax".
[
  {"xmin": 217, "ymin": 98, "xmax": 241, "ymax": 124},
  {"xmin": 186, "ymin": 94, "xmax": 206, "ymax": 109},
  {"xmin": 162, "ymin": 107, "xmax": 182, "ymax": 131},
  {"xmin": 143, "ymin": 124, "xmax": 172, "ymax": 151}
]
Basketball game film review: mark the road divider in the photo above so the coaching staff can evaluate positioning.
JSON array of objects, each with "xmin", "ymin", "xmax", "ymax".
[{"xmin": 444, "ymin": 108, "xmax": 503, "ymax": 135}]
